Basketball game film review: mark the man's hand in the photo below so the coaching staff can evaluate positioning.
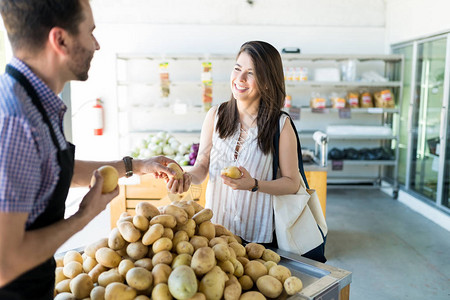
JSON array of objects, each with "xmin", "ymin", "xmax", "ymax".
[{"xmin": 135, "ymin": 156, "xmax": 177, "ymax": 180}]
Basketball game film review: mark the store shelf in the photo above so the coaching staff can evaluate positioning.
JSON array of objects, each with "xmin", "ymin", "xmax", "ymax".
[
  {"xmin": 327, "ymin": 134, "xmax": 397, "ymax": 140},
  {"xmin": 331, "ymin": 160, "xmax": 396, "ymax": 166},
  {"xmin": 285, "ymin": 81, "xmax": 402, "ymax": 88},
  {"xmin": 300, "ymin": 107, "xmax": 399, "ymax": 114},
  {"xmin": 281, "ymin": 53, "xmax": 403, "ymax": 62}
]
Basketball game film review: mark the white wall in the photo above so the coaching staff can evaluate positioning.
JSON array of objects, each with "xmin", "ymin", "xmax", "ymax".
[
  {"xmin": 71, "ymin": 0, "xmax": 387, "ymax": 160},
  {"xmin": 385, "ymin": 0, "xmax": 450, "ymax": 46}
]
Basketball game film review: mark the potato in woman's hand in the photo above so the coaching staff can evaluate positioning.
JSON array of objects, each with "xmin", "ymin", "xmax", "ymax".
[
  {"xmin": 90, "ymin": 165, "xmax": 119, "ymax": 193},
  {"xmin": 167, "ymin": 162, "xmax": 184, "ymax": 180},
  {"xmin": 221, "ymin": 166, "xmax": 242, "ymax": 179}
]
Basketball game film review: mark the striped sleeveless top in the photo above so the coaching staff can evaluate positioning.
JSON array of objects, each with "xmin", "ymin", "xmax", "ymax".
[{"xmin": 205, "ymin": 110, "xmax": 288, "ymax": 243}]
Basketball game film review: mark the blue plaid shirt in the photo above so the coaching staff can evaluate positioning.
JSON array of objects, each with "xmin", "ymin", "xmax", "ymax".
[{"xmin": 0, "ymin": 57, "xmax": 68, "ymax": 227}]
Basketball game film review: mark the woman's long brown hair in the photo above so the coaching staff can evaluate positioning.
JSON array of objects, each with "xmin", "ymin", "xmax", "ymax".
[{"xmin": 216, "ymin": 41, "xmax": 286, "ymax": 155}]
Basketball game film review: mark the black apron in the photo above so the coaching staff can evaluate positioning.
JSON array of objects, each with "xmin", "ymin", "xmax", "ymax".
[{"xmin": 0, "ymin": 65, "xmax": 75, "ymax": 300}]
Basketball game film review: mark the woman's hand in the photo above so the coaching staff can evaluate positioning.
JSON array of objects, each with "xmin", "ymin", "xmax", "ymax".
[
  {"xmin": 167, "ymin": 172, "xmax": 192, "ymax": 194},
  {"xmin": 221, "ymin": 166, "xmax": 255, "ymax": 191}
]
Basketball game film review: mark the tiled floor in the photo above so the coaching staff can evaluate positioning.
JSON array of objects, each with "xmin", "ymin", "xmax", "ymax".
[{"xmin": 58, "ymin": 187, "xmax": 450, "ymax": 299}]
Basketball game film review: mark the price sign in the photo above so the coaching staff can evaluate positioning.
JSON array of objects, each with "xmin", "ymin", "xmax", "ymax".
[
  {"xmin": 332, "ymin": 160, "xmax": 344, "ymax": 171},
  {"xmin": 312, "ymin": 108, "xmax": 327, "ymax": 114},
  {"xmin": 339, "ymin": 108, "xmax": 351, "ymax": 119},
  {"xmin": 289, "ymin": 106, "xmax": 301, "ymax": 120}
]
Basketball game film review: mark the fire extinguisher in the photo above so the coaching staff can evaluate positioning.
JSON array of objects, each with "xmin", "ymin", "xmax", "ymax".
[{"xmin": 92, "ymin": 98, "xmax": 104, "ymax": 135}]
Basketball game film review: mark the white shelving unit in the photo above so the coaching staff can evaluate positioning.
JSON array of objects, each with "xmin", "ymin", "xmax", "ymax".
[{"xmin": 115, "ymin": 53, "xmax": 403, "ymax": 195}]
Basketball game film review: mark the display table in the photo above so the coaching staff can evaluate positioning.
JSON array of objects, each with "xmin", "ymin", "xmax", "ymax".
[{"xmin": 110, "ymin": 164, "xmax": 327, "ymax": 228}]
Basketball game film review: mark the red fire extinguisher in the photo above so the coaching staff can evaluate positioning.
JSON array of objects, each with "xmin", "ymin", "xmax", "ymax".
[{"xmin": 93, "ymin": 98, "xmax": 104, "ymax": 135}]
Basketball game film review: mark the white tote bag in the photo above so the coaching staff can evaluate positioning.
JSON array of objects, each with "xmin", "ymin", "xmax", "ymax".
[{"xmin": 273, "ymin": 175, "xmax": 328, "ymax": 255}]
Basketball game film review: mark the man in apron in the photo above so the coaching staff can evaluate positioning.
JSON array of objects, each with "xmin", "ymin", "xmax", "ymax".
[{"xmin": 0, "ymin": 1, "xmax": 176, "ymax": 299}]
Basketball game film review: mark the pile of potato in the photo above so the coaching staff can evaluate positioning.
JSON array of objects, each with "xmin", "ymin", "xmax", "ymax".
[{"xmin": 54, "ymin": 200, "xmax": 303, "ymax": 300}]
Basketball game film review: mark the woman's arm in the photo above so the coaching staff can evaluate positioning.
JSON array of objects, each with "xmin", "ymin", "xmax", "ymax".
[{"xmin": 222, "ymin": 119, "xmax": 301, "ymax": 195}]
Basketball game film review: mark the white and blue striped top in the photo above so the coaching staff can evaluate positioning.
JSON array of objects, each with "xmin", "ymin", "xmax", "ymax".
[
  {"xmin": 205, "ymin": 109, "xmax": 288, "ymax": 243},
  {"xmin": 0, "ymin": 57, "xmax": 67, "ymax": 227}
]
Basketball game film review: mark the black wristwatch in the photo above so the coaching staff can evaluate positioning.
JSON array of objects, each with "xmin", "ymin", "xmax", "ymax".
[
  {"xmin": 251, "ymin": 178, "xmax": 259, "ymax": 192},
  {"xmin": 123, "ymin": 156, "xmax": 133, "ymax": 178}
]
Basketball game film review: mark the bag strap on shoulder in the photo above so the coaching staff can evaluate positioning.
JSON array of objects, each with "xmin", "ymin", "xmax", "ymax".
[{"xmin": 272, "ymin": 111, "xmax": 309, "ymax": 189}]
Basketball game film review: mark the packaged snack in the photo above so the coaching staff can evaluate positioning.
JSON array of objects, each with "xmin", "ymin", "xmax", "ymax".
[
  {"xmin": 374, "ymin": 89, "xmax": 395, "ymax": 108},
  {"xmin": 330, "ymin": 93, "xmax": 346, "ymax": 109},
  {"xmin": 159, "ymin": 62, "xmax": 170, "ymax": 98},
  {"xmin": 201, "ymin": 62, "xmax": 213, "ymax": 111},
  {"xmin": 284, "ymin": 95, "xmax": 292, "ymax": 108},
  {"xmin": 347, "ymin": 92, "xmax": 359, "ymax": 108},
  {"xmin": 299, "ymin": 67, "xmax": 308, "ymax": 81},
  {"xmin": 310, "ymin": 92, "xmax": 326, "ymax": 108},
  {"xmin": 359, "ymin": 91, "xmax": 373, "ymax": 108}
]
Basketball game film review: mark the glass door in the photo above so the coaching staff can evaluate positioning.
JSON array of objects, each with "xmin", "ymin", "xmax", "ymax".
[{"xmin": 409, "ymin": 38, "xmax": 447, "ymax": 201}]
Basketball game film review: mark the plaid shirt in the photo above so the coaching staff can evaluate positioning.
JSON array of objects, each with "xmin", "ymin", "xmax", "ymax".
[{"xmin": 0, "ymin": 57, "xmax": 68, "ymax": 227}]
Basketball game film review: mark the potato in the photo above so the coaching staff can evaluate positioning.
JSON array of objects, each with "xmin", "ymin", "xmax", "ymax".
[
  {"xmin": 229, "ymin": 257, "xmax": 244, "ymax": 277},
  {"xmin": 268, "ymin": 265, "xmax": 291, "ymax": 284},
  {"xmin": 192, "ymin": 208, "xmax": 213, "ymax": 224},
  {"xmin": 152, "ymin": 250, "xmax": 173, "ymax": 266},
  {"xmin": 135, "ymin": 296, "xmax": 150, "ymax": 300},
  {"xmin": 238, "ymin": 275, "xmax": 253, "ymax": 291},
  {"xmin": 198, "ymin": 221, "xmax": 215, "ymax": 240},
  {"xmin": 63, "ymin": 261, "xmax": 82, "ymax": 279},
  {"xmin": 187, "ymin": 200, "xmax": 204, "ymax": 213},
  {"xmin": 218, "ymin": 260, "xmax": 234, "ymax": 275},
  {"xmin": 261, "ymin": 249, "xmax": 280, "ymax": 263},
  {"xmin": 256, "ymin": 275, "xmax": 283, "ymax": 298},
  {"xmin": 152, "ymin": 263, "xmax": 172, "ymax": 285},
  {"xmin": 107, "ymin": 228, "xmax": 126, "ymax": 250},
  {"xmin": 236, "ymin": 256, "xmax": 249, "ymax": 267},
  {"xmin": 239, "ymin": 291, "xmax": 266, "ymax": 300},
  {"xmin": 263, "ymin": 261, "xmax": 277, "ymax": 272},
  {"xmin": 168, "ymin": 265, "xmax": 197, "ymax": 300},
  {"xmin": 244, "ymin": 260, "xmax": 267, "ymax": 282},
  {"xmin": 213, "ymin": 243, "xmax": 231, "ymax": 262},
  {"xmin": 63, "ymin": 250, "xmax": 83, "ymax": 266},
  {"xmin": 150, "ymin": 214, "xmax": 177, "ymax": 228},
  {"xmin": 191, "ymin": 247, "xmax": 216, "ymax": 276},
  {"xmin": 82, "ymin": 256, "xmax": 97, "ymax": 273},
  {"xmin": 134, "ymin": 258, "xmax": 153, "ymax": 271},
  {"xmin": 126, "ymin": 241, "xmax": 148, "ymax": 260},
  {"xmin": 98, "ymin": 268, "xmax": 124, "ymax": 287},
  {"xmin": 126, "ymin": 267, "xmax": 153, "ymax": 291},
  {"xmin": 224, "ymin": 276, "xmax": 242, "ymax": 300},
  {"xmin": 221, "ymin": 166, "xmax": 242, "ymax": 179},
  {"xmin": 88, "ymin": 263, "xmax": 107, "ymax": 283},
  {"xmin": 173, "ymin": 230, "xmax": 189, "ymax": 248},
  {"xmin": 90, "ymin": 165, "xmax": 119, "ymax": 193},
  {"xmin": 245, "ymin": 243, "xmax": 265, "ymax": 260},
  {"xmin": 162, "ymin": 228, "xmax": 174, "ymax": 240},
  {"xmin": 55, "ymin": 278, "xmax": 71, "ymax": 293},
  {"xmin": 55, "ymin": 256, "xmax": 64, "ymax": 268},
  {"xmin": 118, "ymin": 259, "xmax": 134, "ymax": 277},
  {"xmin": 228, "ymin": 242, "xmax": 246, "ymax": 257},
  {"xmin": 90, "ymin": 286, "xmax": 105, "ymax": 300},
  {"xmin": 176, "ymin": 219, "xmax": 196, "ymax": 237},
  {"xmin": 163, "ymin": 204, "xmax": 188, "ymax": 225},
  {"xmin": 190, "ymin": 236, "xmax": 209, "ymax": 251},
  {"xmin": 167, "ymin": 162, "xmax": 184, "ymax": 180},
  {"xmin": 104, "ymin": 282, "xmax": 136, "ymax": 300},
  {"xmin": 116, "ymin": 216, "xmax": 133, "ymax": 227},
  {"xmin": 95, "ymin": 247, "xmax": 121, "ymax": 268},
  {"xmin": 187, "ymin": 292, "xmax": 206, "ymax": 300},
  {"xmin": 152, "ymin": 237, "xmax": 173, "ymax": 253},
  {"xmin": 55, "ymin": 267, "xmax": 67, "ymax": 284},
  {"xmin": 209, "ymin": 237, "xmax": 227, "ymax": 247},
  {"xmin": 84, "ymin": 238, "xmax": 108, "ymax": 258},
  {"xmin": 142, "ymin": 223, "xmax": 164, "ymax": 246},
  {"xmin": 233, "ymin": 235, "xmax": 242, "ymax": 244},
  {"xmin": 175, "ymin": 240, "xmax": 194, "ymax": 255},
  {"xmin": 214, "ymin": 224, "xmax": 232, "ymax": 237},
  {"xmin": 199, "ymin": 266, "xmax": 227, "ymax": 300},
  {"xmin": 135, "ymin": 202, "xmax": 160, "ymax": 219},
  {"xmin": 151, "ymin": 283, "xmax": 172, "ymax": 300},
  {"xmin": 70, "ymin": 273, "xmax": 94, "ymax": 299},
  {"xmin": 171, "ymin": 253, "xmax": 192, "ymax": 269},
  {"xmin": 173, "ymin": 201, "xmax": 195, "ymax": 218},
  {"xmin": 54, "ymin": 292, "xmax": 76, "ymax": 300},
  {"xmin": 118, "ymin": 221, "xmax": 141, "ymax": 243},
  {"xmin": 133, "ymin": 214, "xmax": 150, "ymax": 231},
  {"xmin": 284, "ymin": 276, "xmax": 303, "ymax": 295}
]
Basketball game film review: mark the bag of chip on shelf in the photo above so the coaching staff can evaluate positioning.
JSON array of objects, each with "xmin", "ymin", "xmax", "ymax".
[
  {"xmin": 330, "ymin": 92, "xmax": 346, "ymax": 109},
  {"xmin": 374, "ymin": 89, "xmax": 395, "ymax": 108},
  {"xmin": 359, "ymin": 91, "xmax": 374, "ymax": 108},
  {"xmin": 201, "ymin": 62, "xmax": 213, "ymax": 111},
  {"xmin": 347, "ymin": 92, "xmax": 359, "ymax": 108},
  {"xmin": 159, "ymin": 62, "xmax": 170, "ymax": 98},
  {"xmin": 310, "ymin": 92, "xmax": 326, "ymax": 108}
]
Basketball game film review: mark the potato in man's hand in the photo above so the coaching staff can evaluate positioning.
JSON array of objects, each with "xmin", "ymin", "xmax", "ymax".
[
  {"xmin": 167, "ymin": 163, "xmax": 184, "ymax": 180},
  {"xmin": 90, "ymin": 165, "xmax": 119, "ymax": 193}
]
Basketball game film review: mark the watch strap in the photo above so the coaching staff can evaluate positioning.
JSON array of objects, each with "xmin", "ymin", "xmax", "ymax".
[
  {"xmin": 123, "ymin": 156, "xmax": 133, "ymax": 178},
  {"xmin": 251, "ymin": 178, "xmax": 259, "ymax": 192}
]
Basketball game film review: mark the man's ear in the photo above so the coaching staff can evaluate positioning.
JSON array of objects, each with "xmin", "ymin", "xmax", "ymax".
[{"xmin": 48, "ymin": 27, "xmax": 69, "ymax": 55}]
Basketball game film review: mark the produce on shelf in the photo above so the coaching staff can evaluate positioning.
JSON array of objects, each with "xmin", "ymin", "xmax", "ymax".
[
  {"xmin": 54, "ymin": 201, "xmax": 303, "ymax": 299},
  {"xmin": 130, "ymin": 132, "xmax": 198, "ymax": 166}
]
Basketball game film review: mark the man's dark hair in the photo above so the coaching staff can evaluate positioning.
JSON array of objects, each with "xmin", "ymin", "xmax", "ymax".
[{"xmin": 0, "ymin": 0, "xmax": 84, "ymax": 51}]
